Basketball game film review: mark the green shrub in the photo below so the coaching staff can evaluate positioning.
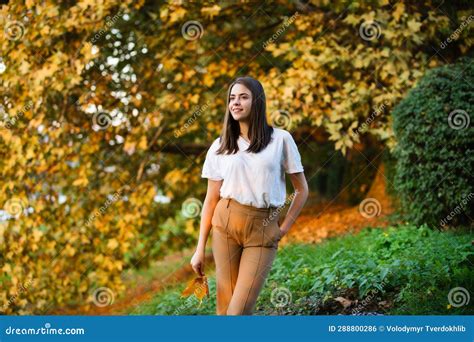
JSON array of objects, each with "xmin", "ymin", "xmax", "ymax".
[
  {"xmin": 391, "ymin": 57, "xmax": 473, "ymax": 228},
  {"xmin": 261, "ymin": 225, "xmax": 473, "ymax": 315}
]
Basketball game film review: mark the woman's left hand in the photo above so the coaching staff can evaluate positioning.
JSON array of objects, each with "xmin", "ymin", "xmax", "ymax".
[{"xmin": 278, "ymin": 227, "xmax": 288, "ymax": 241}]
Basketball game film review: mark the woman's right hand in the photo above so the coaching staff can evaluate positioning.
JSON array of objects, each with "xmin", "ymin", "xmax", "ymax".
[{"xmin": 190, "ymin": 249, "xmax": 205, "ymax": 276}]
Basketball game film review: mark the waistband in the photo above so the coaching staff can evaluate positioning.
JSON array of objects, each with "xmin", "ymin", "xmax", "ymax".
[{"xmin": 221, "ymin": 197, "xmax": 280, "ymax": 218}]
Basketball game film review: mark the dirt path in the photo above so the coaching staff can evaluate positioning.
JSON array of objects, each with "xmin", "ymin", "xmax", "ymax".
[{"xmin": 279, "ymin": 163, "xmax": 396, "ymax": 244}]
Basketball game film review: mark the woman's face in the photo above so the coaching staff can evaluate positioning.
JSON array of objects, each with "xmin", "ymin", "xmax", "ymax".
[{"xmin": 229, "ymin": 83, "xmax": 252, "ymax": 122}]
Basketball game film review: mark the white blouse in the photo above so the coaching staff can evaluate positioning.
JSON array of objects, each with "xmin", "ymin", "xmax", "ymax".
[{"xmin": 201, "ymin": 128, "xmax": 304, "ymax": 208}]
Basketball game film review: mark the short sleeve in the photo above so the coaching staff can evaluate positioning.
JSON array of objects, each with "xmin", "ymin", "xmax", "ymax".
[
  {"xmin": 201, "ymin": 138, "xmax": 224, "ymax": 180},
  {"xmin": 282, "ymin": 131, "xmax": 304, "ymax": 174}
]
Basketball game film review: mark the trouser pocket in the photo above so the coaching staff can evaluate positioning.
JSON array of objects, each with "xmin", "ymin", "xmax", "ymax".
[
  {"xmin": 248, "ymin": 215, "xmax": 281, "ymax": 248},
  {"xmin": 211, "ymin": 199, "xmax": 230, "ymax": 233}
]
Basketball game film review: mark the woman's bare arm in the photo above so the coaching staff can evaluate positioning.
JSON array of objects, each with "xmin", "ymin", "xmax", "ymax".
[
  {"xmin": 279, "ymin": 172, "xmax": 309, "ymax": 237},
  {"xmin": 196, "ymin": 179, "xmax": 223, "ymax": 253}
]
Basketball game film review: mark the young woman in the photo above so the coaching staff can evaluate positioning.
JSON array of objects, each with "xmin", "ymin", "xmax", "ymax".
[{"xmin": 190, "ymin": 76, "xmax": 309, "ymax": 315}]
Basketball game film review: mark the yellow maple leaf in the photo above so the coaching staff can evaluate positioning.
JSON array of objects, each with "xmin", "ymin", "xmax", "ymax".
[
  {"xmin": 181, "ymin": 276, "xmax": 209, "ymax": 305},
  {"xmin": 393, "ymin": 3, "xmax": 405, "ymax": 22},
  {"xmin": 169, "ymin": 7, "xmax": 187, "ymax": 23},
  {"xmin": 407, "ymin": 19, "xmax": 422, "ymax": 33}
]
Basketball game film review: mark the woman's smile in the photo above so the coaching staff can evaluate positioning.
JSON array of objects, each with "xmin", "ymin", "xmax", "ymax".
[{"xmin": 229, "ymin": 83, "xmax": 252, "ymax": 120}]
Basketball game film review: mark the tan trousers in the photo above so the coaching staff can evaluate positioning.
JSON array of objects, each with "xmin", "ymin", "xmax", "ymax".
[{"xmin": 211, "ymin": 197, "xmax": 282, "ymax": 315}]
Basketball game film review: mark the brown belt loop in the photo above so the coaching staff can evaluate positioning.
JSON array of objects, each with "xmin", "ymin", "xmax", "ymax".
[{"xmin": 226, "ymin": 198, "xmax": 231, "ymax": 208}]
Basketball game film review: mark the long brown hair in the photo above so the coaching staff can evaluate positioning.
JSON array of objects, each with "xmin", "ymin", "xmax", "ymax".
[{"xmin": 216, "ymin": 76, "xmax": 274, "ymax": 155}]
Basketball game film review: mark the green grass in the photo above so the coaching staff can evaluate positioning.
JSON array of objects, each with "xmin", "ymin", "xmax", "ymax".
[{"xmin": 128, "ymin": 224, "xmax": 473, "ymax": 315}]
